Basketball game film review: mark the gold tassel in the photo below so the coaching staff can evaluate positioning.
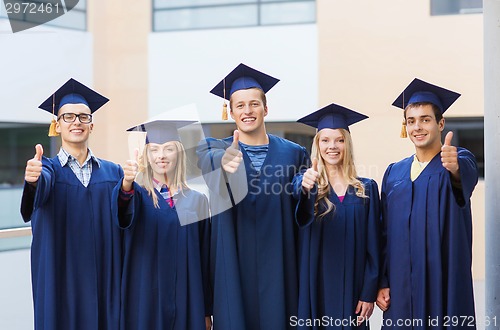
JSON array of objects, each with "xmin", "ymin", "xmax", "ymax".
[
  {"xmin": 400, "ymin": 120, "xmax": 407, "ymax": 138},
  {"xmin": 222, "ymin": 103, "xmax": 228, "ymax": 120},
  {"xmin": 222, "ymin": 78, "xmax": 228, "ymax": 120},
  {"xmin": 48, "ymin": 94, "xmax": 59, "ymax": 136},
  {"xmin": 48, "ymin": 118, "xmax": 59, "ymax": 137}
]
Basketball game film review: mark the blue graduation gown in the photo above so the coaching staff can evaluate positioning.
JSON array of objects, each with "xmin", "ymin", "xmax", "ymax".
[
  {"xmin": 380, "ymin": 148, "xmax": 478, "ymax": 329},
  {"xmin": 197, "ymin": 134, "xmax": 309, "ymax": 330},
  {"xmin": 112, "ymin": 182, "xmax": 211, "ymax": 330},
  {"xmin": 20, "ymin": 156, "xmax": 123, "ymax": 330},
  {"xmin": 294, "ymin": 177, "xmax": 381, "ymax": 329}
]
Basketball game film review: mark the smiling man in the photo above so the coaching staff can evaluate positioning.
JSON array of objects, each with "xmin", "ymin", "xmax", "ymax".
[
  {"xmin": 21, "ymin": 78, "xmax": 123, "ymax": 330},
  {"xmin": 197, "ymin": 63, "xmax": 309, "ymax": 329},
  {"xmin": 377, "ymin": 79, "xmax": 478, "ymax": 329}
]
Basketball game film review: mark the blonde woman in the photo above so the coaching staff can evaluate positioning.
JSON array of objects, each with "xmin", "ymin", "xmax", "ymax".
[
  {"xmin": 113, "ymin": 120, "xmax": 212, "ymax": 330},
  {"xmin": 293, "ymin": 104, "xmax": 380, "ymax": 329}
]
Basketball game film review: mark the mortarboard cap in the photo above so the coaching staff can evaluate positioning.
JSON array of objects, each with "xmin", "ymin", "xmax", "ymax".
[
  {"xmin": 392, "ymin": 78, "xmax": 460, "ymax": 114},
  {"xmin": 38, "ymin": 78, "xmax": 108, "ymax": 136},
  {"xmin": 210, "ymin": 63, "xmax": 279, "ymax": 101},
  {"xmin": 297, "ymin": 103, "xmax": 368, "ymax": 132},
  {"xmin": 127, "ymin": 119, "xmax": 197, "ymax": 144},
  {"xmin": 39, "ymin": 78, "xmax": 109, "ymax": 114}
]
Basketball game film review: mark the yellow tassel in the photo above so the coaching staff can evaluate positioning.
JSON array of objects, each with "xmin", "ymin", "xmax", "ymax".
[
  {"xmin": 222, "ymin": 103, "xmax": 228, "ymax": 121},
  {"xmin": 48, "ymin": 118, "xmax": 59, "ymax": 137},
  {"xmin": 400, "ymin": 120, "xmax": 407, "ymax": 138}
]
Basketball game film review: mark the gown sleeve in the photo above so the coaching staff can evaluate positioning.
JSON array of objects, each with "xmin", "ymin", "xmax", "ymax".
[
  {"xmin": 196, "ymin": 137, "xmax": 248, "ymax": 213},
  {"xmin": 451, "ymin": 148, "xmax": 478, "ymax": 207},
  {"xmin": 20, "ymin": 157, "xmax": 55, "ymax": 222},
  {"xmin": 359, "ymin": 179, "xmax": 381, "ymax": 302},
  {"xmin": 197, "ymin": 194, "xmax": 213, "ymax": 316},
  {"xmin": 111, "ymin": 179, "xmax": 141, "ymax": 230},
  {"xmin": 379, "ymin": 164, "xmax": 393, "ymax": 289},
  {"xmin": 292, "ymin": 170, "xmax": 317, "ymax": 227}
]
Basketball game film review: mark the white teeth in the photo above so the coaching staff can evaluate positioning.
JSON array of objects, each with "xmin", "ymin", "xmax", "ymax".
[{"xmin": 242, "ymin": 118, "xmax": 255, "ymax": 122}]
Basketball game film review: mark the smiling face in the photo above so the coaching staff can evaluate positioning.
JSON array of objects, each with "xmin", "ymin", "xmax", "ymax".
[
  {"xmin": 55, "ymin": 103, "xmax": 93, "ymax": 147},
  {"xmin": 318, "ymin": 128, "xmax": 345, "ymax": 168},
  {"xmin": 146, "ymin": 141, "xmax": 178, "ymax": 181},
  {"xmin": 405, "ymin": 103, "xmax": 444, "ymax": 152},
  {"xmin": 229, "ymin": 88, "xmax": 268, "ymax": 136}
]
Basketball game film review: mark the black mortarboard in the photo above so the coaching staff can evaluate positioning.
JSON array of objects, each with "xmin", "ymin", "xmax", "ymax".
[
  {"xmin": 297, "ymin": 103, "xmax": 368, "ymax": 132},
  {"xmin": 127, "ymin": 119, "xmax": 196, "ymax": 144},
  {"xmin": 39, "ymin": 78, "xmax": 109, "ymax": 114},
  {"xmin": 392, "ymin": 78, "xmax": 460, "ymax": 113},
  {"xmin": 38, "ymin": 78, "xmax": 108, "ymax": 136},
  {"xmin": 210, "ymin": 63, "xmax": 279, "ymax": 120},
  {"xmin": 210, "ymin": 63, "xmax": 279, "ymax": 101}
]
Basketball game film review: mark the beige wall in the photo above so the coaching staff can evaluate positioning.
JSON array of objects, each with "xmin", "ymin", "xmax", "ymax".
[
  {"xmin": 88, "ymin": 0, "xmax": 150, "ymax": 164},
  {"xmin": 317, "ymin": 0, "xmax": 484, "ymax": 279}
]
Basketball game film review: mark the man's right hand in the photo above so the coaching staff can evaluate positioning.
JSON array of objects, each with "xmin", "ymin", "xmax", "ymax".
[
  {"xmin": 25, "ymin": 144, "xmax": 43, "ymax": 186},
  {"xmin": 221, "ymin": 130, "xmax": 243, "ymax": 174},
  {"xmin": 376, "ymin": 288, "xmax": 391, "ymax": 311},
  {"xmin": 302, "ymin": 158, "xmax": 320, "ymax": 192}
]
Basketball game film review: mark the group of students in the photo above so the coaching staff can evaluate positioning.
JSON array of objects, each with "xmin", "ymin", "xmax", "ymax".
[{"xmin": 20, "ymin": 63, "xmax": 478, "ymax": 330}]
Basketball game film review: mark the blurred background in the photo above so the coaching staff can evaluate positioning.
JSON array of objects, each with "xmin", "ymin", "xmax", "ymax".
[{"xmin": 0, "ymin": 0, "xmax": 485, "ymax": 328}]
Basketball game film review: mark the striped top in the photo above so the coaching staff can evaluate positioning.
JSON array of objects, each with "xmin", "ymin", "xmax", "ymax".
[{"xmin": 240, "ymin": 142, "xmax": 269, "ymax": 172}]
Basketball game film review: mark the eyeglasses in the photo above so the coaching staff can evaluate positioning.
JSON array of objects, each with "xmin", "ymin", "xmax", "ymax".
[{"xmin": 57, "ymin": 113, "xmax": 93, "ymax": 124}]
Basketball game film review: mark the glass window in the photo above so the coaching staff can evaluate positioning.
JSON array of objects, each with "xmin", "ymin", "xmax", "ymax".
[
  {"xmin": 285, "ymin": 132, "xmax": 314, "ymax": 155},
  {"xmin": 0, "ymin": 236, "xmax": 32, "ymax": 252},
  {"xmin": 1, "ymin": 0, "xmax": 87, "ymax": 31},
  {"xmin": 0, "ymin": 124, "xmax": 53, "ymax": 187},
  {"xmin": 261, "ymin": 1, "xmax": 315, "ymax": 25},
  {"xmin": 153, "ymin": 0, "xmax": 316, "ymax": 32},
  {"xmin": 445, "ymin": 117, "xmax": 484, "ymax": 178},
  {"xmin": 1, "ymin": 3, "xmax": 7, "ymax": 18},
  {"xmin": 431, "ymin": 0, "xmax": 482, "ymax": 15},
  {"xmin": 0, "ymin": 124, "xmax": 50, "ymax": 251},
  {"xmin": 154, "ymin": 4, "xmax": 257, "ymax": 31},
  {"xmin": 43, "ymin": 7, "xmax": 86, "ymax": 30},
  {"xmin": 154, "ymin": 0, "xmax": 250, "ymax": 9}
]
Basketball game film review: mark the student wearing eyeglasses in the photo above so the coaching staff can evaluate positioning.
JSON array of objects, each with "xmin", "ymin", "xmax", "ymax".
[{"xmin": 21, "ymin": 78, "xmax": 123, "ymax": 330}]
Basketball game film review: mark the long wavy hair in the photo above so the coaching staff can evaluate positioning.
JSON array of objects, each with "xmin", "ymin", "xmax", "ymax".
[
  {"xmin": 136, "ymin": 141, "xmax": 188, "ymax": 208},
  {"xmin": 311, "ymin": 128, "xmax": 367, "ymax": 218}
]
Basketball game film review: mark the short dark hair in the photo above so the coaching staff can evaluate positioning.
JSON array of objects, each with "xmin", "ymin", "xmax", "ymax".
[
  {"xmin": 404, "ymin": 102, "xmax": 442, "ymax": 123},
  {"xmin": 229, "ymin": 88, "xmax": 267, "ymax": 110}
]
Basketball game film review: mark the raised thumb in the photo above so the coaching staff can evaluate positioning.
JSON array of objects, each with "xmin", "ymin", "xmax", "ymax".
[
  {"xmin": 312, "ymin": 158, "xmax": 318, "ymax": 172},
  {"xmin": 34, "ymin": 144, "xmax": 43, "ymax": 161},
  {"xmin": 232, "ymin": 130, "xmax": 240, "ymax": 148},
  {"xmin": 443, "ymin": 131, "xmax": 453, "ymax": 146},
  {"xmin": 134, "ymin": 148, "xmax": 140, "ymax": 163}
]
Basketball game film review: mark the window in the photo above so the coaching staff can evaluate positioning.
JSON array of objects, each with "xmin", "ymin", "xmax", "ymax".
[
  {"xmin": 0, "ymin": 123, "xmax": 53, "ymax": 250},
  {"xmin": 153, "ymin": 0, "xmax": 316, "ymax": 32},
  {"xmin": 431, "ymin": 0, "xmax": 482, "ymax": 15},
  {"xmin": 285, "ymin": 132, "xmax": 314, "ymax": 155},
  {"xmin": 0, "ymin": 0, "xmax": 87, "ymax": 31},
  {"xmin": 0, "ymin": 124, "xmax": 54, "ymax": 187},
  {"xmin": 445, "ymin": 117, "xmax": 484, "ymax": 178}
]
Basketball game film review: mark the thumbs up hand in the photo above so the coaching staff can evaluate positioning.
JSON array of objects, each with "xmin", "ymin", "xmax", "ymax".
[
  {"xmin": 122, "ymin": 148, "xmax": 139, "ymax": 192},
  {"xmin": 25, "ymin": 144, "xmax": 44, "ymax": 185},
  {"xmin": 222, "ymin": 130, "xmax": 243, "ymax": 174},
  {"xmin": 302, "ymin": 158, "xmax": 320, "ymax": 192},
  {"xmin": 441, "ymin": 131, "xmax": 459, "ymax": 174}
]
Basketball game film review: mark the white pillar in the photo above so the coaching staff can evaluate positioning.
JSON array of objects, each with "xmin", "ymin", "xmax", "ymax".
[{"xmin": 484, "ymin": 1, "xmax": 500, "ymax": 328}]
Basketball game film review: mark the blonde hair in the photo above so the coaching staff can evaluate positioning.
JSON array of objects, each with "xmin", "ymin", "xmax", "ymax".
[
  {"xmin": 136, "ymin": 141, "xmax": 188, "ymax": 208},
  {"xmin": 311, "ymin": 129, "xmax": 367, "ymax": 218}
]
